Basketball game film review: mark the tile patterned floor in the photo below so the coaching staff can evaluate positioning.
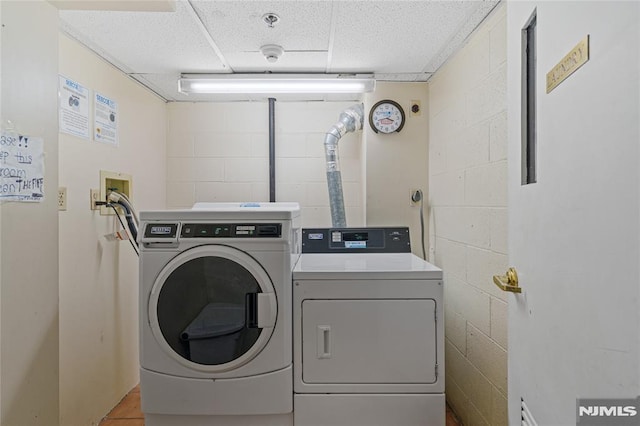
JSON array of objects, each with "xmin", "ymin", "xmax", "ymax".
[
  {"xmin": 99, "ymin": 385, "xmax": 462, "ymax": 425},
  {"xmin": 99, "ymin": 385, "xmax": 144, "ymax": 426}
]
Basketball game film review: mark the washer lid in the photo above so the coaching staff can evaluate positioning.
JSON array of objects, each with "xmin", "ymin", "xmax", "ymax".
[
  {"xmin": 192, "ymin": 202, "xmax": 300, "ymax": 212},
  {"xmin": 293, "ymin": 253, "xmax": 442, "ymax": 280},
  {"xmin": 140, "ymin": 202, "xmax": 299, "ymax": 221}
]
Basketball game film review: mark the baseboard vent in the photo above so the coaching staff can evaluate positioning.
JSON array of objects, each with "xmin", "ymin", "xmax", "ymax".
[{"xmin": 522, "ymin": 398, "xmax": 538, "ymax": 426}]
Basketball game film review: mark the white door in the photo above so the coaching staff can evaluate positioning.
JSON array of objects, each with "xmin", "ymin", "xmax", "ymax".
[{"xmin": 506, "ymin": 2, "xmax": 639, "ymax": 425}]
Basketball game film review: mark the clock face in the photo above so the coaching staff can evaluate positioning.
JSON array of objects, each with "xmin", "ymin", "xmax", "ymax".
[{"xmin": 369, "ymin": 100, "xmax": 405, "ymax": 134}]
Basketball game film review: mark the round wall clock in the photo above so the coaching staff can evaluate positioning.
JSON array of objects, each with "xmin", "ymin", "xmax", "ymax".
[{"xmin": 369, "ymin": 100, "xmax": 405, "ymax": 134}]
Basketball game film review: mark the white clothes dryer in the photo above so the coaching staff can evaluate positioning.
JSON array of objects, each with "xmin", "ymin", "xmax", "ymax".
[
  {"xmin": 138, "ymin": 203, "xmax": 300, "ymax": 426},
  {"xmin": 293, "ymin": 227, "xmax": 444, "ymax": 426}
]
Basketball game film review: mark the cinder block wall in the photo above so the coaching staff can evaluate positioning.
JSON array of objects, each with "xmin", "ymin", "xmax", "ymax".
[
  {"xmin": 427, "ymin": 4, "xmax": 508, "ymax": 425},
  {"xmin": 166, "ymin": 101, "xmax": 364, "ymax": 227}
]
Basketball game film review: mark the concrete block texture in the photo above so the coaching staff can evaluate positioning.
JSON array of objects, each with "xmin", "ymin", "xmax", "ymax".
[
  {"xmin": 464, "ymin": 161, "xmax": 507, "ymax": 207},
  {"xmin": 446, "ymin": 378, "xmax": 491, "ymax": 426},
  {"xmin": 193, "ymin": 157, "xmax": 225, "ymax": 181},
  {"xmin": 446, "ymin": 276, "xmax": 491, "ymax": 336},
  {"xmin": 429, "ymin": 3, "xmax": 508, "ymax": 424},
  {"xmin": 166, "ymin": 101, "xmax": 365, "ymax": 225},
  {"xmin": 491, "ymin": 384, "xmax": 508, "ymax": 426},
  {"xmin": 446, "ymin": 341, "xmax": 493, "ymax": 421},
  {"xmin": 467, "ymin": 324, "xmax": 508, "ymax": 394},
  {"xmin": 490, "ymin": 297, "xmax": 508, "ymax": 350},
  {"xmin": 167, "ymin": 182, "xmax": 195, "ymax": 208}
]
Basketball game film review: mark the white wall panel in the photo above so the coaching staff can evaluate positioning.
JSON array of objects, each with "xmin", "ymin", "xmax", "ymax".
[
  {"xmin": 1, "ymin": 2, "xmax": 60, "ymax": 424},
  {"xmin": 58, "ymin": 33, "xmax": 166, "ymax": 426}
]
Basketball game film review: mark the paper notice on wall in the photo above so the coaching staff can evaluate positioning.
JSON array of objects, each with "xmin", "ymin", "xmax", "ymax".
[
  {"xmin": 0, "ymin": 130, "xmax": 45, "ymax": 202},
  {"xmin": 59, "ymin": 75, "xmax": 90, "ymax": 139},
  {"xmin": 94, "ymin": 92, "xmax": 118, "ymax": 146}
]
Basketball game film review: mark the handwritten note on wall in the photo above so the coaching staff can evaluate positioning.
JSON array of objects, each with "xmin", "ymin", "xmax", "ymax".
[{"xmin": 0, "ymin": 130, "xmax": 45, "ymax": 202}]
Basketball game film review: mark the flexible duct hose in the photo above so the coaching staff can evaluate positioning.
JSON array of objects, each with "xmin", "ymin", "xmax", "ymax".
[{"xmin": 324, "ymin": 103, "xmax": 364, "ymax": 227}]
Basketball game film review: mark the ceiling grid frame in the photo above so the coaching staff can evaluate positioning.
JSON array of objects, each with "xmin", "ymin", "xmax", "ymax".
[{"xmin": 58, "ymin": 0, "xmax": 501, "ymax": 101}]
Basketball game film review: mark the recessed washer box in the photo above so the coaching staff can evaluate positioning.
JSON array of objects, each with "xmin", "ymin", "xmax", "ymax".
[{"xmin": 99, "ymin": 170, "xmax": 132, "ymax": 215}]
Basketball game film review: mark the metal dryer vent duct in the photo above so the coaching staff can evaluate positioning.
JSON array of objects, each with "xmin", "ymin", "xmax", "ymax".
[{"xmin": 324, "ymin": 103, "xmax": 364, "ymax": 227}]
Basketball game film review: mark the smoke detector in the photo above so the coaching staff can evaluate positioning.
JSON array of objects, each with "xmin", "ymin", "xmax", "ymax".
[{"xmin": 260, "ymin": 44, "xmax": 284, "ymax": 63}]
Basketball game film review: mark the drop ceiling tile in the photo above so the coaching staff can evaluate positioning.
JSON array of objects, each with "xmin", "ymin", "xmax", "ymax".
[
  {"xmin": 423, "ymin": 0, "xmax": 501, "ymax": 73},
  {"xmin": 59, "ymin": 0, "xmax": 501, "ymax": 102},
  {"xmin": 225, "ymin": 51, "xmax": 328, "ymax": 73},
  {"xmin": 131, "ymin": 73, "xmax": 182, "ymax": 101},
  {"xmin": 52, "ymin": 0, "xmax": 176, "ymax": 12},
  {"xmin": 190, "ymin": 1, "xmax": 333, "ymax": 55},
  {"xmin": 60, "ymin": 0, "xmax": 225, "ymax": 74},
  {"xmin": 329, "ymin": 1, "xmax": 482, "ymax": 74}
]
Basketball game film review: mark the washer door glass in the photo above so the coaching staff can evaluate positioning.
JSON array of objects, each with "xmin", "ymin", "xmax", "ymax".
[{"xmin": 149, "ymin": 245, "xmax": 277, "ymax": 371}]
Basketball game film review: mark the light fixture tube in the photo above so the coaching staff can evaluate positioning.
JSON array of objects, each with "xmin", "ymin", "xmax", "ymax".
[{"xmin": 178, "ymin": 74, "xmax": 375, "ymax": 94}]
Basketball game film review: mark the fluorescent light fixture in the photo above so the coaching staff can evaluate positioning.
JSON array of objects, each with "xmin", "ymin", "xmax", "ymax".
[{"xmin": 178, "ymin": 74, "xmax": 375, "ymax": 95}]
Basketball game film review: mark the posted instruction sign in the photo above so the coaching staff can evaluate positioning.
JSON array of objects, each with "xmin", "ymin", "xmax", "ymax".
[
  {"xmin": 59, "ymin": 75, "xmax": 90, "ymax": 139},
  {"xmin": 94, "ymin": 92, "xmax": 118, "ymax": 145}
]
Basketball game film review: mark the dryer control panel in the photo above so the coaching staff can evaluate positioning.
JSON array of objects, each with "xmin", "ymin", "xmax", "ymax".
[{"xmin": 302, "ymin": 227, "xmax": 410, "ymax": 253}]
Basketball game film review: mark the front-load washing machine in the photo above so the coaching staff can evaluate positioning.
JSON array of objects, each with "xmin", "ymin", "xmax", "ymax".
[
  {"xmin": 293, "ymin": 227, "xmax": 444, "ymax": 426},
  {"xmin": 138, "ymin": 203, "xmax": 300, "ymax": 426}
]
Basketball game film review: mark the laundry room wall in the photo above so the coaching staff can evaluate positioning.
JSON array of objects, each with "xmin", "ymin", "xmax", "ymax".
[
  {"xmin": 1, "ymin": 1, "xmax": 60, "ymax": 425},
  {"xmin": 166, "ymin": 101, "xmax": 364, "ymax": 227},
  {"xmin": 58, "ymin": 34, "xmax": 167, "ymax": 426},
  {"xmin": 364, "ymin": 81, "xmax": 429, "ymax": 258},
  {"xmin": 428, "ymin": 4, "xmax": 508, "ymax": 426}
]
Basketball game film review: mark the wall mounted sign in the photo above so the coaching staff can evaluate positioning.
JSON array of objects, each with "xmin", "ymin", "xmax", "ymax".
[
  {"xmin": 59, "ymin": 75, "xmax": 90, "ymax": 139},
  {"xmin": 546, "ymin": 35, "xmax": 590, "ymax": 93},
  {"xmin": 94, "ymin": 92, "xmax": 118, "ymax": 145},
  {"xmin": 0, "ymin": 130, "xmax": 45, "ymax": 202}
]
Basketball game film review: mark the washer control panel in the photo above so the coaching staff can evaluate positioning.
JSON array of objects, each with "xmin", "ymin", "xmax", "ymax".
[
  {"xmin": 302, "ymin": 227, "xmax": 410, "ymax": 253},
  {"xmin": 141, "ymin": 222, "xmax": 282, "ymax": 244},
  {"xmin": 180, "ymin": 223, "xmax": 281, "ymax": 238}
]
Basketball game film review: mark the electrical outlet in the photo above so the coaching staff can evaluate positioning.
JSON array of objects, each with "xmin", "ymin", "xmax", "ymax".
[
  {"xmin": 58, "ymin": 187, "xmax": 67, "ymax": 211},
  {"xmin": 90, "ymin": 188, "xmax": 100, "ymax": 210}
]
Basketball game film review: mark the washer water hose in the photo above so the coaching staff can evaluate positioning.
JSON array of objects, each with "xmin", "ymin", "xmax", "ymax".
[
  {"xmin": 107, "ymin": 190, "xmax": 139, "ymax": 243},
  {"xmin": 411, "ymin": 189, "xmax": 427, "ymax": 260},
  {"xmin": 96, "ymin": 190, "xmax": 139, "ymax": 256},
  {"xmin": 324, "ymin": 103, "xmax": 364, "ymax": 227}
]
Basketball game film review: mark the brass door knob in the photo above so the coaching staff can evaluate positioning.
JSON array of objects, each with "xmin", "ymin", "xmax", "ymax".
[{"xmin": 493, "ymin": 267, "xmax": 521, "ymax": 293}]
